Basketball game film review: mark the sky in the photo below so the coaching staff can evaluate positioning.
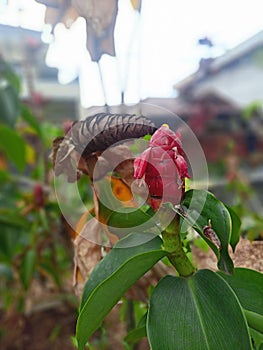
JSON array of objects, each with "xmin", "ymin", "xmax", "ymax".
[{"xmin": 1, "ymin": 0, "xmax": 263, "ymax": 107}]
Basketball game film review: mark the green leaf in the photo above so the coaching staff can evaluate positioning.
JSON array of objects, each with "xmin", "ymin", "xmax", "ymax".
[
  {"xmin": 20, "ymin": 104, "xmax": 43, "ymax": 138},
  {"xmin": 107, "ymin": 207, "xmax": 155, "ymax": 238},
  {"xmin": 0, "ymin": 209, "xmax": 29, "ymax": 228},
  {"xmin": 124, "ymin": 311, "xmax": 147, "ymax": 345},
  {"xmin": 0, "ymin": 169, "xmax": 9, "ymax": 183},
  {"xmin": 249, "ymin": 328, "xmax": 263, "ymax": 350},
  {"xmin": 76, "ymin": 232, "xmax": 167, "ymax": 350},
  {"xmin": 19, "ymin": 249, "xmax": 37, "ymax": 290},
  {"xmin": 124, "ymin": 325, "xmax": 147, "ymax": 346},
  {"xmin": 180, "ymin": 190, "xmax": 234, "ymax": 274},
  {"xmin": 0, "ymin": 59, "xmax": 21, "ymax": 93},
  {"xmin": 0, "ymin": 225, "xmax": 21, "ymax": 262},
  {"xmin": 147, "ymin": 270, "xmax": 252, "ymax": 350},
  {"xmin": 0, "ymin": 125, "xmax": 26, "ymax": 171},
  {"xmin": 226, "ymin": 205, "xmax": 241, "ymax": 252},
  {"xmin": 244, "ymin": 310, "xmax": 263, "ymax": 334},
  {"xmin": 218, "ymin": 268, "xmax": 263, "ymax": 316},
  {"xmin": 0, "ymin": 82, "xmax": 20, "ymax": 127}
]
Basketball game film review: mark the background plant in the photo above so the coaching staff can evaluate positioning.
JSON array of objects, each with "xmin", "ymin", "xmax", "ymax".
[{"xmin": 0, "ymin": 57, "xmax": 77, "ymax": 312}]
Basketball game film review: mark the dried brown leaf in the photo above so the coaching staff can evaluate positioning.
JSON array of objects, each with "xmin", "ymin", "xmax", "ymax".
[{"xmin": 73, "ymin": 218, "xmax": 102, "ymax": 298}]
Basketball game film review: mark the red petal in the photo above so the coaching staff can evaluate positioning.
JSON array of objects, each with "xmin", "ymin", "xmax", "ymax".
[
  {"xmin": 174, "ymin": 154, "xmax": 190, "ymax": 179},
  {"xmin": 145, "ymin": 175, "xmax": 163, "ymax": 197},
  {"xmin": 150, "ymin": 126, "xmax": 183, "ymax": 153},
  {"xmin": 134, "ymin": 148, "xmax": 151, "ymax": 179}
]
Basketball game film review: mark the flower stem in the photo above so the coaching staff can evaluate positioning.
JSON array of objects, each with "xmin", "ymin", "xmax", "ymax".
[{"xmin": 162, "ymin": 214, "xmax": 196, "ymax": 277}]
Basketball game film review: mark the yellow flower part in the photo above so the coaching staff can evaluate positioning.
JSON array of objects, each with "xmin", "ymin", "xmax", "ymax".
[
  {"xmin": 25, "ymin": 144, "xmax": 36, "ymax": 165},
  {"xmin": 161, "ymin": 123, "xmax": 170, "ymax": 129},
  {"xmin": 110, "ymin": 176, "xmax": 134, "ymax": 207}
]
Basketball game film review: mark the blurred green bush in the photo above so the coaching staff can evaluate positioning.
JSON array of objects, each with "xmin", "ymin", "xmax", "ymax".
[{"xmin": 0, "ymin": 57, "xmax": 76, "ymax": 312}]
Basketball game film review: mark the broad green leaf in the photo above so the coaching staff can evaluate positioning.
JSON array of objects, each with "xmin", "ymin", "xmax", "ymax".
[
  {"xmin": 107, "ymin": 207, "xmax": 155, "ymax": 238},
  {"xmin": 147, "ymin": 270, "xmax": 252, "ymax": 350},
  {"xmin": 19, "ymin": 249, "xmax": 36, "ymax": 290},
  {"xmin": 218, "ymin": 268, "xmax": 263, "ymax": 316},
  {"xmin": 0, "ymin": 82, "xmax": 20, "ymax": 127},
  {"xmin": 76, "ymin": 232, "xmax": 167, "ymax": 350},
  {"xmin": 180, "ymin": 190, "xmax": 234, "ymax": 274},
  {"xmin": 20, "ymin": 105, "xmax": 43, "ymax": 138},
  {"xmin": 226, "ymin": 205, "xmax": 241, "ymax": 252},
  {"xmin": 0, "ymin": 125, "xmax": 26, "ymax": 171}
]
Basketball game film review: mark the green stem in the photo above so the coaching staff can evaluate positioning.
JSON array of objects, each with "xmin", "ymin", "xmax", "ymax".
[{"xmin": 162, "ymin": 214, "xmax": 196, "ymax": 277}]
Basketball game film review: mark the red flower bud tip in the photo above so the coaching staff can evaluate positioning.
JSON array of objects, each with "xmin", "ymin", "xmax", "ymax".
[
  {"xmin": 33, "ymin": 183, "xmax": 45, "ymax": 208},
  {"xmin": 149, "ymin": 125, "xmax": 184, "ymax": 153},
  {"xmin": 134, "ymin": 126, "xmax": 190, "ymax": 209}
]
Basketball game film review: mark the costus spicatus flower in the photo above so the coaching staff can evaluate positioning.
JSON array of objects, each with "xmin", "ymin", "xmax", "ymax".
[{"xmin": 134, "ymin": 125, "xmax": 190, "ymax": 210}]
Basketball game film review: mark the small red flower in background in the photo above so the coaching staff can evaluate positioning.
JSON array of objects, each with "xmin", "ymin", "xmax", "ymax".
[
  {"xmin": 134, "ymin": 125, "xmax": 190, "ymax": 210},
  {"xmin": 33, "ymin": 183, "xmax": 45, "ymax": 208}
]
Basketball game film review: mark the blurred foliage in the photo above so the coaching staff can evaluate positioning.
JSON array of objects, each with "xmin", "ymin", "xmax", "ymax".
[
  {"xmin": 226, "ymin": 178, "xmax": 263, "ymax": 241},
  {"xmin": 0, "ymin": 56, "xmax": 77, "ymax": 313},
  {"xmin": 0, "ymin": 59, "xmax": 20, "ymax": 128},
  {"xmin": 208, "ymin": 161, "xmax": 263, "ymax": 241},
  {"xmin": 242, "ymin": 101, "xmax": 263, "ymax": 121}
]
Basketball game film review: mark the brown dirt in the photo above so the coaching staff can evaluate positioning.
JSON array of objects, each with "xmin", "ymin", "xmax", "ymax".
[
  {"xmin": 0, "ymin": 304, "xmax": 76, "ymax": 350},
  {"xmin": 192, "ymin": 237, "xmax": 263, "ymax": 272}
]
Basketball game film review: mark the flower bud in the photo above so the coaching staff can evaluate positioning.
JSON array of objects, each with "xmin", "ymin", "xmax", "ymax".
[{"xmin": 134, "ymin": 125, "xmax": 190, "ymax": 209}]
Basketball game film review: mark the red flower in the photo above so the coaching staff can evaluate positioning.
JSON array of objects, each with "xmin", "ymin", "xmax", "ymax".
[
  {"xmin": 33, "ymin": 183, "xmax": 45, "ymax": 208},
  {"xmin": 134, "ymin": 125, "xmax": 190, "ymax": 209}
]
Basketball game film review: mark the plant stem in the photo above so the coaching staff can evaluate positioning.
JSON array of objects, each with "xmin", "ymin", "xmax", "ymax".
[{"xmin": 162, "ymin": 214, "xmax": 196, "ymax": 277}]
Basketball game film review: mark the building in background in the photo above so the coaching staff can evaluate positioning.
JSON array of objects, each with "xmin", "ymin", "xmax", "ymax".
[
  {"xmin": 174, "ymin": 30, "xmax": 263, "ymax": 108},
  {"xmin": 173, "ymin": 30, "xmax": 263, "ymax": 162},
  {"xmin": 0, "ymin": 24, "xmax": 80, "ymax": 123}
]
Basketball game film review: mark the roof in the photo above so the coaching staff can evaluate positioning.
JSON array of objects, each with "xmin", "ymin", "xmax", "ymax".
[
  {"xmin": 175, "ymin": 30, "xmax": 263, "ymax": 91},
  {"xmin": 174, "ymin": 30, "xmax": 263, "ymax": 107}
]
